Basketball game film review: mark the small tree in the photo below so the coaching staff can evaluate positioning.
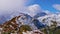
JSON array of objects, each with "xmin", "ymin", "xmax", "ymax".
[
  {"xmin": 51, "ymin": 20, "xmax": 57, "ymax": 28},
  {"xmin": 18, "ymin": 25, "xmax": 32, "ymax": 34}
]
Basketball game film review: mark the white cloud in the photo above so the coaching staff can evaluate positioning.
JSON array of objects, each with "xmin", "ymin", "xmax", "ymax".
[
  {"xmin": 0, "ymin": 0, "xmax": 27, "ymax": 15},
  {"xmin": 26, "ymin": 4, "xmax": 42, "ymax": 17},
  {"xmin": 53, "ymin": 4, "xmax": 60, "ymax": 11},
  {"xmin": 43, "ymin": 10, "xmax": 52, "ymax": 15},
  {"xmin": 0, "ymin": 0, "xmax": 27, "ymax": 9}
]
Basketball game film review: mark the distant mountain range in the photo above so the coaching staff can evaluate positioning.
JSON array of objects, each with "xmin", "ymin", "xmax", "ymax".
[
  {"xmin": 38, "ymin": 14, "xmax": 60, "ymax": 27},
  {"xmin": 1, "ymin": 11, "xmax": 60, "ymax": 29},
  {"xmin": 0, "ymin": 13, "xmax": 46, "ymax": 30}
]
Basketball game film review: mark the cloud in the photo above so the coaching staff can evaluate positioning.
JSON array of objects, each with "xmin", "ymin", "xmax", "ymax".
[
  {"xmin": 0, "ymin": 0, "xmax": 27, "ymax": 15},
  {"xmin": 0, "ymin": 0, "xmax": 27, "ymax": 9},
  {"xmin": 53, "ymin": 4, "xmax": 60, "ymax": 11},
  {"xmin": 43, "ymin": 10, "xmax": 52, "ymax": 14},
  {"xmin": 25, "ymin": 4, "xmax": 42, "ymax": 17}
]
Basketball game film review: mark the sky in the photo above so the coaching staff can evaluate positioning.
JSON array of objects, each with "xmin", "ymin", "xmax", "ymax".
[
  {"xmin": 0, "ymin": 0, "xmax": 60, "ymax": 23},
  {"xmin": 26, "ymin": 0, "xmax": 60, "ymax": 13},
  {"xmin": 0, "ymin": 0, "xmax": 60, "ymax": 15}
]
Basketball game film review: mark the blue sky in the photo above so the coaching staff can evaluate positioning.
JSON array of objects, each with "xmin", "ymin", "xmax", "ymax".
[{"xmin": 26, "ymin": 0, "xmax": 60, "ymax": 13}]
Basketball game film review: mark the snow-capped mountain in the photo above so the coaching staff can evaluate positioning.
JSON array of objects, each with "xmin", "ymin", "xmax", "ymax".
[
  {"xmin": 38, "ymin": 14, "xmax": 60, "ymax": 27},
  {"xmin": 32, "ymin": 18, "xmax": 46, "ymax": 29},
  {"xmin": 1, "ymin": 13, "xmax": 46, "ymax": 30},
  {"xmin": 2, "ymin": 13, "xmax": 34, "ymax": 31},
  {"xmin": 16, "ymin": 13, "xmax": 46, "ymax": 29}
]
